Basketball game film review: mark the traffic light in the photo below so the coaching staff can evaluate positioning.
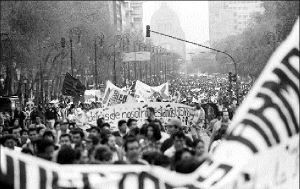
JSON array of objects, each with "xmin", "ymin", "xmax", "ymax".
[
  {"xmin": 61, "ymin": 37, "xmax": 66, "ymax": 48},
  {"xmin": 146, "ymin": 25, "xmax": 150, "ymax": 37}
]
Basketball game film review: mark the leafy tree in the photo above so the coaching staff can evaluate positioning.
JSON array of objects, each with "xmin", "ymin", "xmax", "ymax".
[{"xmin": 209, "ymin": 1, "xmax": 299, "ymax": 79}]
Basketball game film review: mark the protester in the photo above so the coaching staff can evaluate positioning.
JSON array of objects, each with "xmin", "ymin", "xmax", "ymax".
[
  {"xmin": 112, "ymin": 120, "xmax": 128, "ymax": 138},
  {"xmin": 0, "ymin": 72, "xmax": 251, "ymax": 173},
  {"xmin": 124, "ymin": 136, "xmax": 148, "ymax": 165}
]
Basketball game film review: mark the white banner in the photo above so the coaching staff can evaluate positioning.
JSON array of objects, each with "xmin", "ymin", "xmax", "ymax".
[
  {"xmin": 134, "ymin": 80, "xmax": 169, "ymax": 102},
  {"xmin": 85, "ymin": 102, "xmax": 193, "ymax": 131},
  {"xmin": 102, "ymin": 81, "xmax": 132, "ymax": 107}
]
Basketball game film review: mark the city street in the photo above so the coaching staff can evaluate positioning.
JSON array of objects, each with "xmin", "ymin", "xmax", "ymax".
[{"xmin": 0, "ymin": 1, "xmax": 299, "ymax": 189}]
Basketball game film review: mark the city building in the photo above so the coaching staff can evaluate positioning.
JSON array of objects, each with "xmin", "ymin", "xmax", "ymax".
[
  {"xmin": 209, "ymin": 1, "xmax": 264, "ymax": 46},
  {"xmin": 129, "ymin": 1, "xmax": 143, "ymax": 33},
  {"xmin": 106, "ymin": 1, "xmax": 143, "ymax": 34},
  {"xmin": 150, "ymin": 3, "xmax": 186, "ymax": 60}
]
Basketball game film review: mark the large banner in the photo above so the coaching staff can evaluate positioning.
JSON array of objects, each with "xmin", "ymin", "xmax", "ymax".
[
  {"xmin": 102, "ymin": 81, "xmax": 133, "ymax": 107},
  {"xmin": 85, "ymin": 102, "xmax": 193, "ymax": 131},
  {"xmin": 134, "ymin": 80, "xmax": 169, "ymax": 102}
]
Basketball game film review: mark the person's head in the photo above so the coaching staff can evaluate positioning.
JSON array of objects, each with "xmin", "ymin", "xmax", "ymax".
[
  {"xmin": 2, "ymin": 134, "xmax": 17, "ymax": 149},
  {"xmin": 222, "ymin": 111, "xmax": 229, "ymax": 122},
  {"xmin": 60, "ymin": 121, "xmax": 68, "ymax": 132},
  {"xmin": 94, "ymin": 145, "xmax": 113, "ymax": 163},
  {"xmin": 127, "ymin": 127, "xmax": 140, "ymax": 137},
  {"xmin": 194, "ymin": 139, "xmax": 205, "ymax": 157},
  {"xmin": 124, "ymin": 136, "xmax": 140, "ymax": 163},
  {"xmin": 71, "ymin": 129, "xmax": 84, "ymax": 145},
  {"xmin": 127, "ymin": 118, "xmax": 138, "ymax": 130},
  {"xmin": 36, "ymin": 116, "xmax": 42, "ymax": 124},
  {"xmin": 59, "ymin": 134, "xmax": 72, "ymax": 147},
  {"xmin": 96, "ymin": 118, "xmax": 104, "ymax": 128},
  {"xmin": 172, "ymin": 131, "xmax": 186, "ymax": 151},
  {"xmin": 101, "ymin": 123, "xmax": 110, "ymax": 131},
  {"xmin": 107, "ymin": 135, "xmax": 116, "ymax": 149},
  {"xmin": 166, "ymin": 118, "xmax": 182, "ymax": 135},
  {"xmin": 146, "ymin": 107, "xmax": 155, "ymax": 120},
  {"xmin": 20, "ymin": 129, "xmax": 29, "ymax": 144},
  {"xmin": 195, "ymin": 103, "xmax": 201, "ymax": 110},
  {"xmin": 88, "ymin": 127, "xmax": 101, "ymax": 138},
  {"xmin": 42, "ymin": 130, "xmax": 55, "ymax": 142},
  {"xmin": 54, "ymin": 121, "xmax": 61, "ymax": 131},
  {"xmin": 153, "ymin": 119, "xmax": 165, "ymax": 132},
  {"xmin": 145, "ymin": 123, "xmax": 161, "ymax": 141},
  {"xmin": 174, "ymin": 148, "xmax": 195, "ymax": 164},
  {"xmin": 57, "ymin": 146, "xmax": 76, "ymax": 164},
  {"xmin": 28, "ymin": 128, "xmax": 38, "ymax": 142},
  {"xmin": 13, "ymin": 118, "xmax": 20, "ymax": 127},
  {"xmin": 36, "ymin": 139, "xmax": 55, "ymax": 161},
  {"xmin": 12, "ymin": 126, "xmax": 21, "ymax": 139},
  {"xmin": 175, "ymin": 158, "xmax": 202, "ymax": 174},
  {"xmin": 118, "ymin": 120, "xmax": 127, "ymax": 134},
  {"xmin": 85, "ymin": 134, "xmax": 99, "ymax": 151}
]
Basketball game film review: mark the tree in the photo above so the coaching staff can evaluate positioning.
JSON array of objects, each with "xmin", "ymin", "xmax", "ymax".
[{"xmin": 212, "ymin": 1, "xmax": 299, "ymax": 79}]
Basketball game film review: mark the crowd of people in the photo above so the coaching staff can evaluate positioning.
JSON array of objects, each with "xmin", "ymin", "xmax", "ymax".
[
  {"xmin": 0, "ymin": 73, "xmax": 251, "ymax": 173},
  {"xmin": 0, "ymin": 105, "xmax": 232, "ymax": 173}
]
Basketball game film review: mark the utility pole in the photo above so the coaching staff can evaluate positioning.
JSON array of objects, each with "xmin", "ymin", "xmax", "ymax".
[
  {"xmin": 94, "ymin": 40, "xmax": 97, "ymax": 89},
  {"xmin": 113, "ymin": 44, "xmax": 117, "ymax": 85},
  {"xmin": 70, "ymin": 38, "xmax": 74, "ymax": 76}
]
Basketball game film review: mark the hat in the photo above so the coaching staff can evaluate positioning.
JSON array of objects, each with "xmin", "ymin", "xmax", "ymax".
[{"xmin": 166, "ymin": 118, "xmax": 182, "ymax": 128}]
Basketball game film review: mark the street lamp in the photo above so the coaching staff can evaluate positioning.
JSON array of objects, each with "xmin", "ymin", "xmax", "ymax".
[{"xmin": 94, "ymin": 33, "xmax": 104, "ymax": 89}]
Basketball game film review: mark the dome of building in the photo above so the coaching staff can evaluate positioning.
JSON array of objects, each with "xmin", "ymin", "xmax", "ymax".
[
  {"xmin": 150, "ymin": 3, "xmax": 181, "ymax": 29},
  {"xmin": 150, "ymin": 3, "xmax": 186, "ymax": 60}
]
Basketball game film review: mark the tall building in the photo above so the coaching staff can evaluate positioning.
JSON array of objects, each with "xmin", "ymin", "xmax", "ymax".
[
  {"xmin": 107, "ymin": 1, "xmax": 143, "ymax": 34},
  {"xmin": 129, "ymin": 1, "xmax": 143, "ymax": 33},
  {"xmin": 107, "ymin": 1, "xmax": 126, "ymax": 33},
  {"xmin": 209, "ymin": 1, "xmax": 264, "ymax": 45},
  {"xmin": 150, "ymin": 3, "xmax": 186, "ymax": 60}
]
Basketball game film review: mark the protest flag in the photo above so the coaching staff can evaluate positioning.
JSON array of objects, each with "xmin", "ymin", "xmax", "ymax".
[{"xmin": 61, "ymin": 72, "xmax": 86, "ymax": 97}]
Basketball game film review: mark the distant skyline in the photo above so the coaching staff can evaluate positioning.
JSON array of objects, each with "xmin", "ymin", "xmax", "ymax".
[{"xmin": 143, "ymin": 1, "xmax": 210, "ymax": 52}]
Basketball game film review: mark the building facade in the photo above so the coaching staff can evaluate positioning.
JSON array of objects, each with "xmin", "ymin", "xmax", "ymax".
[
  {"xmin": 106, "ymin": 1, "xmax": 143, "ymax": 34},
  {"xmin": 129, "ymin": 1, "xmax": 143, "ymax": 33},
  {"xmin": 150, "ymin": 3, "xmax": 186, "ymax": 60},
  {"xmin": 209, "ymin": 1, "xmax": 264, "ymax": 45}
]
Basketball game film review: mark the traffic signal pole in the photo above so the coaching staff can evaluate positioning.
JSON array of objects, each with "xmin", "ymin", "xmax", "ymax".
[{"xmin": 146, "ymin": 25, "xmax": 240, "ymax": 105}]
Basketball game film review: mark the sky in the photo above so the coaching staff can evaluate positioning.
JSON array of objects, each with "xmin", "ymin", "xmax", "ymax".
[{"xmin": 143, "ymin": 1, "xmax": 209, "ymax": 52}]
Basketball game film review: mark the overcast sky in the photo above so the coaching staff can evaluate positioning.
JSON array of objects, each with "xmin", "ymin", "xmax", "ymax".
[{"xmin": 143, "ymin": 1, "xmax": 209, "ymax": 52}]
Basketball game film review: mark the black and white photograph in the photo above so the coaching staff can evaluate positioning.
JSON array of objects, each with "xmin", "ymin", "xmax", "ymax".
[{"xmin": 0, "ymin": 1, "xmax": 299, "ymax": 189}]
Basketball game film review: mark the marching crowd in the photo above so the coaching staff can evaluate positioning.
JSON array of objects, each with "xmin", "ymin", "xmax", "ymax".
[{"xmin": 0, "ymin": 74, "xmax": 250, "ymax": 173}]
